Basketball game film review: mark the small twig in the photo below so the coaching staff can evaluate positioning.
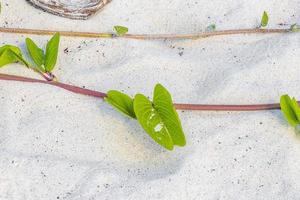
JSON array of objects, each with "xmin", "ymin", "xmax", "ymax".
[
  {"xmin": 0, "ymin": 27, "xmax": 291, "ymax": 40},
  {"xmin": 0, "ymin": 73, "xmax": 283, "ymax": 111}
]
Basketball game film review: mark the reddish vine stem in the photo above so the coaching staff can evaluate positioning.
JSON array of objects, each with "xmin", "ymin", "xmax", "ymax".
[
  {"xmin": 0, "ymin": 27, "xmax": 291, "ymax": 40},
  {"xmin": 0, "ymin": 73, "xmax": 282, "ymax": 111},
  {"xmin": 0, "ymin": 73, "xmax": 106, "ymax": 98}
]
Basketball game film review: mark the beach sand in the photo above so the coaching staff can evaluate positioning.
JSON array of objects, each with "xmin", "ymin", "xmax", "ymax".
[{"xmin": 1, "ymin": 0, "xmax": 300, "ymax": 199}]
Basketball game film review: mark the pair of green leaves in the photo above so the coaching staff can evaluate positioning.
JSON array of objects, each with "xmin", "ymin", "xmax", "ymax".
[
  {"xmin": 0, "ymin": 45, "xmax": 29, "ymax": 68},
  {"xmin": 280, "ymin": 95, "xmax": 300, "ymax": 130},
  {"xmin": 105, "ymin": 84, "xmax": 186, "ymax": 150},
  {"xmin": 26, "ymin": 33, "xmax": 60, "ymax": 72}
]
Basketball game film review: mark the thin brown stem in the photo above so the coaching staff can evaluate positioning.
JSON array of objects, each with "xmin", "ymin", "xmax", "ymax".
[
  {"xmin": 0, "ymin": 27, "xmax": 113, "ymax": 38},
  {"xmin": 0, "ymin": 27, "xmax": 291, "ymax": 40},
  {"xmin": 0, "ymin": 73, "xmax": 283, "ymax": 111}
]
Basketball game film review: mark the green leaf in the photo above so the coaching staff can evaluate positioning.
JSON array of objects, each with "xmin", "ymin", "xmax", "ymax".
[
  {"xmin": 134, "ymin": 84, "xmax": 186, "ymax": 150},
  {"xmin": 134, "ymin": 93, "xmax": 174, "ymax": 150},
  {"xmin": 261, "ymin": 11, "xmax": 269, "ymax": 27},
  {"xmin": 0, "ymin": 49, "xmax": 18, "ymax": 67},
  {"xmin": 0, "ymin": 45, "xmax": 21, "ymax": 56},
  {"xmin": 26, "ymin": 38, "xmax": 45, "ymax": 69},
  {"xmin": 10, "ymin": 50, "xmax": 30, "ymax": 67},
  {"xmin": 0, "ymin": 45, "xmax": 29, "ymax": 67},
  {"xmin": 153, "ymin": 84, "xmax": 186, "ymax": 146},
  {"xmin": 280, "ymin": 95, "xmax": 300, "ymax": 127},
  {"xmin": 44, "ymin": 32, "xmax": 60, "ymax": 72},
  {"xmin": 291, "ymin": 97, "xmax": 300, "ymax": 122},
  {"xmin": 114, "ymin": 26, "xmax": 128, "ymax": 36},
  {"xmin": 105, "ymin": 90, "xmax": 136, "ymax": 119}
]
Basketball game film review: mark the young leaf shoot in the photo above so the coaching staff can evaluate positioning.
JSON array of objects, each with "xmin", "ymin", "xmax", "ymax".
[
  {"xmin": 25, "ymin": 32, "xmax": 60, "ymax": 77},
  {"xmin": 114, "ymin": 26, "xmax": 129, "ymax": 36},
  {"xmin": 261, "ymin": 11, "xmax": 269, "ymax": 27}
]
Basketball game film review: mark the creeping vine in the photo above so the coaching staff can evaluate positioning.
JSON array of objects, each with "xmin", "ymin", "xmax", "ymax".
[{"xmin": 1, "ymin": 11, "xmax": 300, "ymax": 150}]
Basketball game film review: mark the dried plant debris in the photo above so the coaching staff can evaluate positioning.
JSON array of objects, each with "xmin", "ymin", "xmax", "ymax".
[{"xmin": 26, "ymin": 0, "xmax": 111, "ymax": 20}]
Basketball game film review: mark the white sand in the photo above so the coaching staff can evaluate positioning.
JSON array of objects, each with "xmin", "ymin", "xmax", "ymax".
[{"xmin": 1, "ymin": 0, "xmax": 300, "ymax": 199}]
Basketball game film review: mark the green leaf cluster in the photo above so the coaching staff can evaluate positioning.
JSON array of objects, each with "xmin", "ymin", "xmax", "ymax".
[
  {"xmin": 261, "ymin": 11, "xmax": 269, "ymax": 27},
  {"xmin": 0, "ymin": 33, "xmax": 60, "ymax": 74},
  {"xmin": 26, "ymin": 32, "xmax": 60, "ymax": 72},
  {"xmin": 105, "ymin": 84, "xmax": 186, "ymax": 150}
]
